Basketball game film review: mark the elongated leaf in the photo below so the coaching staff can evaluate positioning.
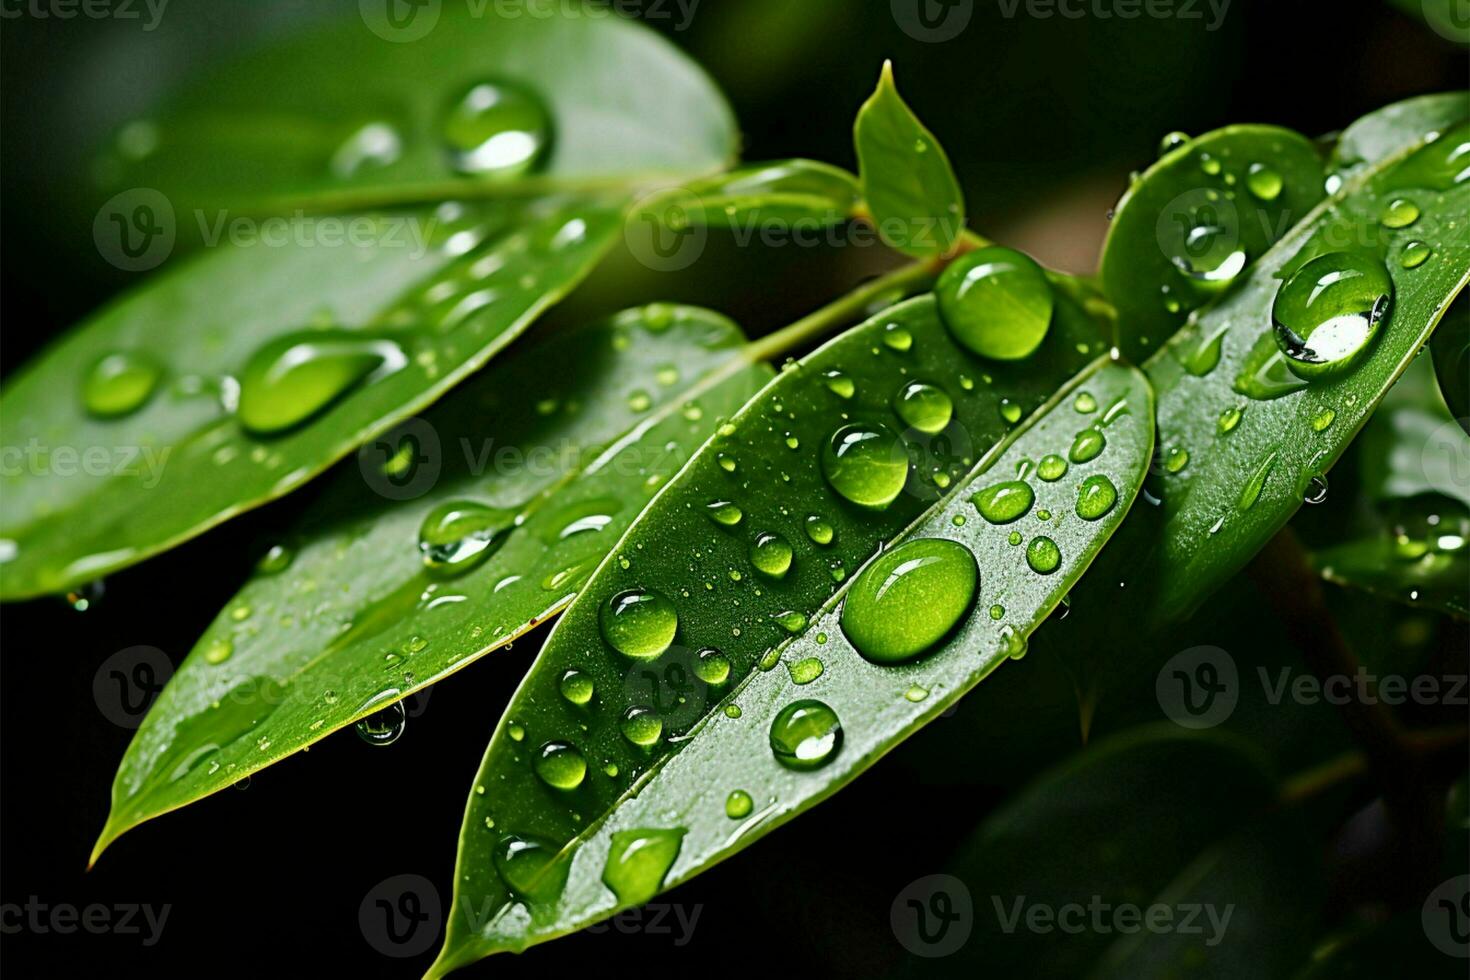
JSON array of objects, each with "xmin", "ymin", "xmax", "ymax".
[
  {"xmin": 91, "ymin": 306, "xmax": 770, "ymax": 861},
  {"xmin": 431, "ymin": 314, "xmax": 1143, "ymax": 971},
  {"xmin": 1099, "ymin": 124, "xmax": 1325, "ymax": 361},
  {"xmin": 1093, "ymin": 108, "xmax": 1470, "ymax": 628},
  {"xmin": 94, "ymin": 4, "xmax": 737, "ymax": 212},
  {"xmin": 1431, "ymin": 292, "xmax": 1468, "ymax": 424},
  {"xmin": 683, "ymin": 160, "xmax": 861, "ymax": 227},
  {"xmin": 1328, "ymin": 92, "xmax": 1470, "ymax": 183},
  {"xmin": 853, "ymin": 62, "xmax": 965, "ymax": 257},
  {"xmin": 934, "ymin": 730, "xmax": 1321, "ymax": 979}
]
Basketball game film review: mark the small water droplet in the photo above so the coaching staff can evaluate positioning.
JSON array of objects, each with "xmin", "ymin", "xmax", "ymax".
[
  {"xmin": 419, "ymin": 500, "xmax": 516, "ymax": 576},
  {"xmin": 236, "ymin": 330, "xmax": 405, "ymax": 435},
  {"xmin": 804, "ymin": 514, "xmax": 835, "ymax": 546},
  {"xmin": 972, "ymin": 480, "xmax": 1034, "ymax": 524},
  {"xmin": 602, "ymin": 828, "xmax": 685, "ymax": 905},
  {"xmin": 1075, "ymin": 474, "xmax": 1118, "ymax": 521},
  {"xmin": 821, "ymin": 423, "xmax": 908, "ymax": 510},
  {"xmin": 1238, "ymin": 451, "xmax": 1278, "ymax": 511},
  {"xmin": 1381, "ymin": 197, "xmax": 1420, "ymax": 228},
  {"xmin": 355, "ymin": 701, "xmax": 406, "ymax": 746},
  {"xmin": 1311, "ymin": 408, "xmax": 1336, "ymax": 432},
  {"xmin": 534, "ymin": 740, "xmax": 587, "ymax": 788},
  {"xmin": 725, "ymin": 790, "xmax": 753, "ymax": 819},
  {"xmin": 619, "ymin": 706, "xmax": 663, "ymax": 747},
  {"xmin": 706, "ymin": 500, "xmax": 743, "ymax": 526},
  {"xmin": 1303, "ymin": 474, "xmax": 1329, "ymax": 505},
  {"xmin": 1026, "ymin": 536, "xmax": 1062, "ymax": 574},
  {"xmin": 83, "ymin": 351, "xmax": 162, "ymax": 418},
  {"xmin": 999, "ymin": 399, "xmax": 1023, "ymax": 425},
  {"xmin": 1036, "ymin": 454, "xmax": 1069, "ymax": 482},
  {"xmin": 1069, "ymin": 428, "xmax": 1106, "ymax": 463},
  {"xmin": 1400, "ymin": 240, "xmax": 1432, "ymax": 269},
  {"xmin": 560, "ymin": 669, "xmax": 595, "ymax": 706},
  {"xmin": 750, "ymin": 531, "xmax": 794, "ymax": 579},
  {"xmin": 769, "ymin": 699, "xmax": 842, "ymax": 771},
  {"xmin": 1246, "ymin": 162, "xmax": 1283, "ymax": 201},
  {"xmin": 787, "ymin": 657, "xmax": 824, "ymax": 685},
  {"xmin": 694, "ymin": 648, "xmax": 731, "ymax": 685},
  {"xmin": 444, "ymin": 80, "xmax": 551, "ymax": 179},
  {"xmin": 893, "ymin": 381, "xmax": 954, "ymax": 434},
  {"xmin": 823, "ymin": 370, "xmax": 856, "ymax": 399},
  {"xmin": 1158, "ymin": 131, "xmax": 1190, "ymax": 156},
  {"xmin": 1218, "ymin": 406, "xmax": 1243, "ymax": 434},
  {"xmin": 1074, "ymin": 391, "xmax": 1098, "ymax": 414},
  {"xmin": 600, "ymin": 590, "xmax": 678, "ymax": 660}
]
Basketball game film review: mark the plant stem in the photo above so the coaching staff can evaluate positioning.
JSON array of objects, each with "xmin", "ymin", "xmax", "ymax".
[
  {"xmin": 1282, "ymin": 725, "xmax": 1468, "ymax": 804},
  {"xmin": 740, "ymin": 258, "xmax": 939, "ymax": 364},
  {"xmin": 1250, "ymin": 527, "xmax": 1443, "ymax": 905}
]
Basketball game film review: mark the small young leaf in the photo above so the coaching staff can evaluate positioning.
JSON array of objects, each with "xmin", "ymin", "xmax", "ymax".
[
  {"xmin": 853, "ymin": 62, "xmax": 965, "ymax": 257},
  {"xmin": 93, "ymin": 4, "xmax": 738, "ymax": 213},
  {"xmin": 430, "ymin": 296, "xmax": 1136, "ymax": 971},
  {"xmin": 91, "ymin": 306, "xmax": 770, "ymax": 861},
  {"xmin": 1100, "ymin": 125, "xmax": 1325, "ymax": 361},
  {"xmin": 0, "ymin": 200, "xmax": 624, "ymax": 599},
  {"xmin": 934, "ymin": 730, "xmax": 1321, "ymax": 979}
]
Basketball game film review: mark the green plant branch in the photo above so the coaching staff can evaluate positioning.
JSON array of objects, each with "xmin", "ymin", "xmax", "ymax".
[{"xmin": 1281, "ymin": 725, "xmax": 1468, "ymax": 804}]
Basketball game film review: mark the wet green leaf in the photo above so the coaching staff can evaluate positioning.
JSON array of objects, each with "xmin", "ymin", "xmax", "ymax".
[
  {"xmin": 1087, "ymin": 101, "xmax": 1470, "ymax": 629},
  {"xmin": 91, "ymin": 305, "xmax": 770, "ymax": 861},
  {"xmin": 93, "ymin": 3, "xmax": 737, "ymax": 213},
  {"xmin": 935, "ymin": 730, "xmax": 1321, "ymax": 979},
  {"xmin": 1100, "ymin": 125, "xmax": 1326, "ymax": 361},
  {"xmin": 853, "ymin": 62, "xmax": 965, "ymax": 257},
  {"xmin": 682, "ymin": 159, "xmax": 861, "ymax": 228},
  {"xmin": 1431, "ymin": 292, "xmax": 1468, "ymax": 426},
  {"xmin": 1328, "ymin": 92, "xmax": 1470, "ymax": 183},
  {"xmin": 430, "ymin": 295, "xmax": 1143, "ymax": 970}
]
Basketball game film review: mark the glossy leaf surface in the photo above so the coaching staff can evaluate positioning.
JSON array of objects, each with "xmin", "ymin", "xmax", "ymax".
[{"xmin": 92, "ymin": 306, "xmax": 770, "ymax": 859}]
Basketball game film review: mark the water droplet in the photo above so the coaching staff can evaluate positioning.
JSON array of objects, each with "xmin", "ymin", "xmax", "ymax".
[
  {"xmin": 1026, "ymin": 536, "xmax": 1062, "ymax": 574},
  {"xmin": 444, "ymin": 80, "xmax": 551, "ymax": 179},
  {"xmin": 507, "ymin": 721, "xmax": 525, "ymax": 741},
  {"xmin": 1069, "ymin": 428, "xmax": 1106, "ymax": 463},
  {"xmin": 999, "ymin": 399, "xmax": 1023, "ymax": 425},
  {"xmin": 804, "ymin": 514, "xmax": 835, "ymax": 546},
  {"xmin": 1075, "ymin": 474, "xmax": 1118, "ymax": 521},
  {"xmin": 750, "ymin": 531, "xmax": 794, "ymax": 579},
  {"xmin": 1199, "ymin": 152, "xmax": 1222, "ymax": 176},
  {"xmin": 331, "ymin": 121, "xmax": 402, "ymax": 178},
  {"xmin": 1381, "ymin": 197, "xmax": 1420, "ymax": 228},
  {"xmin": 1158, "ymin": 131, "xmax": 1190, "ymax": 156},
  {"xmin": 717, "ymin": 452, "xmax": 737, "ymax": 473},
  {"xmin": 204, "ymin": 638, "xmax": 233, "ymax": 665},
  {"xmin": 83, "ymin": 351, "xmax": 162, "ymax": 418},
  {"xmin": 725, "ymin": 790, "xmax": 753, "ymax": 819},
  {"xmin": 1008, "ymin": 530, "xmax": 1023, "ymax": 546},
  {"xmin": 418, "ymin": 500, "xmax": 516, "ymax": 576},
  {"xmin": 355, "ymin": 701, "xmax": 406, "ymax": 746},
  {"xmin": 1272, "ymin": 251, "xmax": 1393, "ymax": 380},
  {"xmin": 904, "ymin": 684, "xmax": 929, "ymax": 702},
  {"xmin": 823, "ymin": 370, "xmax": 856, "ymax": 399},
  {"xmin": 1311, "ymin": 408, "xmax": 1336, "ymax": 432},
  {"xmin": 694, "ymin": 648, "xmax": 731, "ymax": 685},
  {"xmin": 236, "ymin": 330, "xmax": 405, "ymax": 435},
  {"xmin": 787, "ymin": 657, "xmax": 824, "ymax": 685},
  {"xmin": 937, "ymin": 247, "xmax": 1054, "ymax": 360},
  {"xmin": 1164, "ymin": 445, "xmax": 1190, "ymax": 473},
  {"xmin": 560, "ymin": 669, "xmax": 595, "ymax": 706},
  {"xmin": 1000, "ymin": 624, "xmax": 1029, "ymax": 659},
  {"xmin": 627, "ymin": 389, "xmax": 653, "ymax": 413},
  {"xmin": 882, "ymin": 323, "xmax": 914, "ymax": 352},
  {"xmin": 774, "ymin": 610, "xmax": 808, "ymax": 633},
  {"xmin": 1074, "ymin": 391, "xmax": 1098, "ymax": 414},
  {"xmin": 1246, "ymin": 163, "xmax": 1283, "ymax": 201},
  {"xmin": 619, "ymin": 706, "xmax": 663, "ymax": 747},
  {"xmin": 769, "ymin": 699, "xmax": 842, "ymax": 771},
  {"xmin": 723, "ymin": 704, "xmax": 742, "ymax": 719},
  {"xmin": 534, "ymin": 741, "xmax": 587, "ymax": 789},
  {"xmin": 1303, "ymin": 474, "xmax": 1329, "ymax": 505},
  {"xmin": 890, "ymin": 382, "xmax": 956, "ymax": 437},
  {"xmin": 1400, "ymin": 241, "xmax": 1432, "ymax": 269},
  {"xmin": 256, "ymin": 544, "xmax": 294, "ymax": 575},
  {"xmin": 821, "ymin": 423, "xmax": 908, "ymax": 510},
  {"xmin": 494, "ymin": 834, "xmax": 568, "ymax": 901},
  {"xmin": 841, "ymin": 538, "xmax": 978, "ymax": 663},
  {"xmin": 706, "ymin": 500, "xmax": 743, "ymax": 526},
  {"xmin": 1180, "ymin": 324, "xmax": 1230, "ymax": 377},
  {"xmin": 1386, "ymin": 121, "xmax": 1469, "ymax": 191},
  {"xmin": 1036, "ymin": 454, "xmax": 1069, "ymax": 482},
  {"xmin": 1218, "ymin": 406, "xmax": 1243, "ymax": 433},
  {"xmin": 1238, "ymin": 451, "xmax": 1278, "ymax": 511},
  {"xmin": 972, "ymin": 480, "xmax": 1034, "ymax": 525},
  {"xmin": 600, "ymin": 590, "xmax": 678, "ymax": 660},
  {"xmin": 602, "ymin": 828, "xmax": 684, "ymax": 906},
  {"xmin": 1233, "ymin": 333, "xmax": 1310, "ymax": 400}
]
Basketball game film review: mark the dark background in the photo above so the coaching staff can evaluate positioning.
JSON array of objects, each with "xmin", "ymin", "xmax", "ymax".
[{"xmin": 1, "ymin": 1, "xmax": 1465, "ymax": 977}]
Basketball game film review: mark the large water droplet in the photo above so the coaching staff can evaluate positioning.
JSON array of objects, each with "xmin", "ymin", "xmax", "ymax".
[
  {"xmin": 936, "ymin": 247, "xmax": 1054, "ymax": 360},
  {"xmin": 355, "ymin": 701, "xmax": 406, "ymax": 746},
  {"xmin": 1400, "ymin": 241, "xmax": 1431, "ymax": 268},
  {"xmin": 892, "ymin": 381, "xmax": 954, "ymax": 434},
  {"xmin": 706, "ymin": 500, "xmax": 743, "ymax": 526},
  {"xmin": 841, "ymin": 538, "xmax": 978, "ymax": 663},
  {"xmin": 1172, "ymin": 221, "xmax": 1246, "ymax": 290},
  {"xmin": 821, "ymin": 423, "xmax": 908, "ymax": 510},
  {"xmin": 1075, "ymin": 474, "xmax": 1118, "ymax": 521},
  {"xmin": 769, "ymin": 699, "xmax": 842, "ymax": 771},
  {"xmin": 1069, "ymin": 427, "xmax": 1106, "ymax": 463},
  {"xmin": 83, "ymin": 351, "xmax": 162, "ymax": 418},
  {"xmin": 1158, "ymin": 131, "xmax": 1190, "ymax": 156},
  {"xmin": 1381, "ymin": 197, "xmax": 1420, "ymax": 229},
  {"xmin": 1271, "ymin": 251, "xmax": 1393, "ymax": 380},
  {"xmin": 619, "ymin": 706, "xmax": 663, "ymax": 747},
  {"xmin": 1246, "ymin": 163, "xmax": 1283, "ymax": 201},
  {"xmin": 1026, "ymin": 536, "xmax": 1062, "ymax": 574},
  {"xmin": 418, "ymin": 500, "xmax": 516, "ymax": 576},
  {"xmin": 444, "ymin": 80, "xmax": 551, "ymax": 179},
  {"xmin": 236, "ymin": 330, "xmax": 405, "ymax": 435},
  {"xmin": 534, "ymin": 741, "xmax": 587, "ymax": 789},
  {"xmin": 750, "ymin": 531, "xmax": 794, "ymax": 579},
  {"xmin": 494, "ymin": 834, "xmax": 569, "ymax": 901},
  {"xmin": 694, "ymin": 647, "xmax": 731, "ymax": 685},
  {"xmin": 602, "ymin": 828, "xmax": 685, "ymax": 906},
  {"xmin": 972, "ymin": 480, "xmax": 1034, "ymax": 524},
  {"xmin": 600, "ymin": 589, "xmax": 678, "ymax": 660},
  {"xmin": 559, "ymin": 669, "xmax": 595, "ymax": 706}
]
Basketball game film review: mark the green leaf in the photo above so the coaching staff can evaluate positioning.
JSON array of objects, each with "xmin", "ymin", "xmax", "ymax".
[
  {"xmin": 1093, "ymin": 106, "xmax": 1470, "ymax": 628},
  {"xmin": 1099, "ymin": 125, "xmax": 1326, "ymax": 361},
  {"xmin": 431, "ymin": 296, "xmax": 1141, "ymax": 972},
  {"xmin": 93, "ymin": 4, "xmax": 737, "ymax": 213},
  {"xmin": 1431, "ymin": 292, "xmax": 1468, "ymax": 425},
  {"xmin": 91, "ymin": 305, "xmax": 771, "ymax": 861},
  {"xmin": 681, "ymin": 159, "xmax": 861, "ymax": 228},
  {"xmin": 0, "ymin": 200, "xmax": 628, "ymax": 598},
  {"xmin": 935, "ymin": 730, "xmax": 1321, "ymax": 979},
  {"xmin": 853, "ymin": 62, "xmax": 965, "ymax": 257},
  {"xmin": 1328, "ymin": 92, "xmax": 1470, "ymax": 183}
]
